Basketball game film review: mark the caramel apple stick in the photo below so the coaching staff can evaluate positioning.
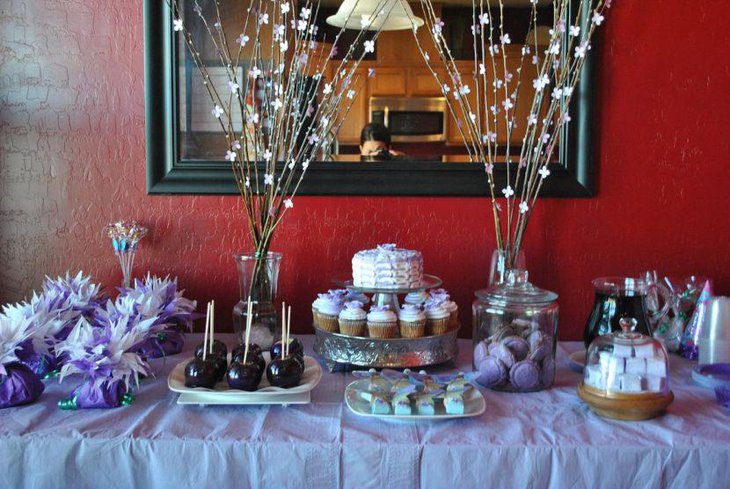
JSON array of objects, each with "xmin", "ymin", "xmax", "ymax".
[
  {"xmin": 202, "ymin": 301, "xmax": 210, "ymax": 361},
  {"xmin": 286, "ymin": 305, "xmax": 292, "ymax": 358}
]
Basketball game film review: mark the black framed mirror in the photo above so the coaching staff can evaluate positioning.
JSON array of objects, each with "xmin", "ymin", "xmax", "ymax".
[{"xmin": 144, "ymin": 0, "xmax": 597, "ymax": 197}]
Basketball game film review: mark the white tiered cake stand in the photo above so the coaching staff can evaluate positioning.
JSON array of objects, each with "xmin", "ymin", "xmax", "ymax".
[{"xmin": 313, "ymin": 274, "xmax": 459, "ymax": 372}]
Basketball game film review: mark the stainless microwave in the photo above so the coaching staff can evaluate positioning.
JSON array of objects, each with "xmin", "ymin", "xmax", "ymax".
[{"xmin": 369, "ymin": 97, "xmax": 447, "ymax": 143}]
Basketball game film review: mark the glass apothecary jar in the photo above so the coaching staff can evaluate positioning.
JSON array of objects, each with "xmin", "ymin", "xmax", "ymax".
[
  {"xmin": 577, "ymin": 317, "xmax": 673, "ymax": 420},
  {"xmin": 472, "ymin": 269, "xmax": 559, "ymax": 392}
]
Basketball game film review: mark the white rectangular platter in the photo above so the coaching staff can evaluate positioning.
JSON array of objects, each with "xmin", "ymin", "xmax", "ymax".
[
  {"xmin": 168, "ymin": 354, "xmax": 322, "ymax": 406},
  {"xmin": 344, "ymin": 378, "xmax": 486, "ymax": 420}
]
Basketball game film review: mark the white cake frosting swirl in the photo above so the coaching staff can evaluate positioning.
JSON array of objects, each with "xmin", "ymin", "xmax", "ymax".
[{"xmin": 352, "ymin": 243, "xmax": 423, "ymax": 289}]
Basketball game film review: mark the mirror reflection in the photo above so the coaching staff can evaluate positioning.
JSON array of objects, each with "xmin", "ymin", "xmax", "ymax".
[{"xmin": 177, "ymin": 0, "xmax": 561, "ymax": 165}]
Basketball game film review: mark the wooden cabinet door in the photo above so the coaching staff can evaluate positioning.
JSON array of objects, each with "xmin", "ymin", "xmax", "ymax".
[
  {"xmin": 333, "ymin": 68, "xmax": 369, "ymax": 145},
  {"xmin": 408, "ymin": 67, "xmax": 446, "ymax": 96},
  {"xmin": 369, "ymin": 67, "xmax": 407, "ymax": 96}
]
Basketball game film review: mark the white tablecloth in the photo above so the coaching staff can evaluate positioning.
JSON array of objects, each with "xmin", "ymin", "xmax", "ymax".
[{"xmin": 1, "ymin": 335, "xmax": 728, "ymax": 489}]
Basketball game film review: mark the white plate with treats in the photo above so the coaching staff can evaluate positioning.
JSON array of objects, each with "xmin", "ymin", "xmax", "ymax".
[
  {"xmin": 168, "ymin": 354, "xmax": 323, "ymax": 406},
  {"xmin": 344, "ymin": 379, "xmax": 486, "ymax": 420}
]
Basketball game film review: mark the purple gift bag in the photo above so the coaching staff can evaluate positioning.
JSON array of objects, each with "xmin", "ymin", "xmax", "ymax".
[
  {"xmin": 59, "ymin": 380, "xmax": 133, "ymax": 409},
  {"xmin": 133, "ymin": 330, "xmax": 186, "ymax": 359},
  {"xmin": 0, "ymin": 363, "xmax": 45, "ymax": 409}
]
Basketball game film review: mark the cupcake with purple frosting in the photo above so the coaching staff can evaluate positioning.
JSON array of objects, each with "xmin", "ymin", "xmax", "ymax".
[
  {"xmin": 338, "ymin": 301, "xmax": 367, "ymax": 337},
  {"xmin": 424, "ymin": 302, "xmax": 450, "ymax": 335},
  {"xmin": 315, "ymin": 294, "xmax": 343, "ymax": 332},
  {"xmin": 367, "ymin": 306, "xmax": 398, "ymax": 339},
  {"xmin": 398, "ymin": 304, "xmax": 426, "ymax": 338},
  {"xmin": 430, "ymin": 290, "xmax": 459, "ymax": 330}
]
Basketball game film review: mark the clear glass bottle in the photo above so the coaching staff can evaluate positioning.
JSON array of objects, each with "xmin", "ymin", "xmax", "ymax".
[
  {"xmin": 472, "ymin": 269, "xmax": 559, "ymax": 392},
  {"xmin": 232, "ymin": 252, "xmax": 282, "ymax": 349}
]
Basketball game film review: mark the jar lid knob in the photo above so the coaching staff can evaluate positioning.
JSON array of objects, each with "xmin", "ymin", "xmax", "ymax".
[{"xmin": 619, "ymin": 317, "xmax": 637, "ymax": 333}]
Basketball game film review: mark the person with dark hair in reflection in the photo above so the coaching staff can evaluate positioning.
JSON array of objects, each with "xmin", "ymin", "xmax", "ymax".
[{"xmin": 359, "ymin": 122, "xmax": 405, "ymax": 160}]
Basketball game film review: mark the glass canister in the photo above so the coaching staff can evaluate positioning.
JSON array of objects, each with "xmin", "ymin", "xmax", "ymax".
[
  {"xmin": 472, "ymin": 269, "xmax": 559, "ymax": 392},
  {"xmin": 578, "ymin": 317, "xmax": 673, "ymax": 420}
]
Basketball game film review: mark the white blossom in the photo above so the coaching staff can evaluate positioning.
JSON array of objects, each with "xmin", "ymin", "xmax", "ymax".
[
  {"xmin": 502, "ymin": 98, "xmax": 514, "ymax": 110},
  {"xmin": 301, "ymin": 7, "xmax": 311, "ymax": 20},
  {"xmin": 228, "ymin": 81, "xmax": 239, "ymax": 93},
  {"xmin": 347, "ymin": 89, "xmax": 356, "ymax": 99},
  {"xmin": 247, "ymin": 112, "xmax": 259, "ymax": 124},
  {"xmin": 280, "ymin": 40, "xmax": 288, "ymax": 52},
  {"xmin": 263, "ymin": 173, "xmax": 273, "ymax": 185},
  {"xmin": 479, "ymin": 63, "xmax": 486, "ymax": 75},
  {"xmin": 263, "ymin": 151, "xmax": 273, "ymax": 162},
  {"xmin": 533, "ymin": 75, "xmax": 550, "ymax": 91},
  {"xmin": 231, "ymin": 140, "xmax": 241, "ymax": 150},
  {"xmin": 280, "ymin": 2, "xmax": 290, "ymax": 14},
  {"xmin": 284, "ymin": 198, "xmax": 294, "ymax": 209},
  {"xmin": 249, "ymin": 66, "xmax": 262, "ymax": 78},
  {"xmin": 323, "ymin": 83, "xmax": 333, "ymax": 95},
  {"xmin": 502, "ymin": 186, "xmax": 514, "ymax": 198},
  {"xmin": 272, "ymin": 98, "xmax": 283, "ymax": 111},
  {"xmin": 479, "ymin": 13, "xmax": 489, "ymax": 25},
  {"xmin": 360, "ymin": 15, "xmax": 371, "ymax": 28},
  {"xmin": 592, "ymin": 12, "xmax": 605, "ymax": 25},
  {"xmin": 538, "ymin": 166, "xmax": 551, "ymax": 179},
  {"xmin": 459, "ymin": 85, "xmax": 471, "ymax": 96},
  {"xmin": 237, "ymin": 34, "xmax": 249, "ymax": 46},
  {"xmin": 570, "ymin": 25, "xmax": 581, "ymax": 37},
  {"xmin": 575, "ymin": 42, "xmax": 590, "ymax": 58},
  {"xmin": 500, "ymin": 34, "xmax": 511, "ymax": 45},
  {"xmin": 364, "ymin": 40, "xmax": 375, "ymax": 53},
  {"xmin": 173, "ymin": 19, "xmax": 183, "ymax": 32},
  {"xmin": 212, "ymin": 105, "xmax": 224, "ymax": 118},
  {"xmin": 527, "ymin": 113, "xmax": 538, "ymax": 126},
  {"xmin": 259, "ymin": 13, "xmax": 269, "ymax": 25},
  {"xmin": 519, "ymin": 201, "xmax": 529, "ymax": 214},
  {"xmin": 225, "ymin": 150, "xmax": 236, "ymax": 162}
]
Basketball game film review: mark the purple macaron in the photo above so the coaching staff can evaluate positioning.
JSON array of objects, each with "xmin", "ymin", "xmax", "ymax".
[
  {"xmin": 529, "ymin": 344, "xmax": 550, "ymax": 363},
  {"xmin": 510, "ymin": 360, "xmax": 541, "ymax": 390},
  {"xmin": 476, "ymin": 356, "xmax": 508, "ymax": 388},
  {"xmin": 473, "ymin": 340, "xmax": 490, "ymax": 367},
  {"xmin": 491, "ymin": 343, "xmax": 516, "ymax": 369},
  {"xmin": 502, "ymin": 336, "xmax": 530, "ymax": 361},
  {"xmin": 540, "ymin": 356, "xmax": 555, "ymax": 387}
]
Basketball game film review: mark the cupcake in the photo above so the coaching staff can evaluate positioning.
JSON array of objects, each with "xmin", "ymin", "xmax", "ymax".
[
  {"xmin": 398, "ymin": 304, "xmax": 427, "ymax": 338},
  {"xmin": 317, "ymin": 295, "xmax": 344, "ymax": 332},
  {"xmin": 404, "ymin": 291, "xmax": 429, "ymax": 306},
  {"xmin": 367, "ymin": 306, "xmax": 398, "ymax": 339},
  {"xmin": 440, "ymin": 298, "xmax": 459, "ymax": 329},
  {"xmin": 345, "ymin": 290, "xmax": 370, "ymax": 306},
  {"xmin": 424, "ymin": 302, "xmax": 450, "ymax": 335},
  {"xmin": 311, "ymin": 293, "xmax": 331, "ymax": 327},
  {"xmin": 338, "ymin": 301, "xmax": 368, "ymax": 336},
  {"xmin": 328, "ymin": 289, "xmax": 349, "ymax": 301}
]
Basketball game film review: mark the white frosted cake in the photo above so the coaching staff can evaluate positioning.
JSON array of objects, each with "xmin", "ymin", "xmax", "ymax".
[{"xmin": 352, "ymin": 244, "xmax": 423, "ymax": 289}]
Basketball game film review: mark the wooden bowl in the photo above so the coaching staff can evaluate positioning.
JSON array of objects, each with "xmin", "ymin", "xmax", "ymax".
[{"xmin": 577, "ymin": 382, "xmax": 674, "ymax": 421}]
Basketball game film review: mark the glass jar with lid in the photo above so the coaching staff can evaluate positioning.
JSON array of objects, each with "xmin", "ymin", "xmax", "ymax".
[
  {"xmin": 472, "ymin": 269, "xmax": 559, "ymax": 392},
  {"xmin": 578, "ymin": 317, "xmax": 674, "ymax": 420}
]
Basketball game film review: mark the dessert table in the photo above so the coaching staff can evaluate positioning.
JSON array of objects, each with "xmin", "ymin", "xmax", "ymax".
[{"xmin": 2, "ymin": 334, "xmax": 729, "ymax": 489}]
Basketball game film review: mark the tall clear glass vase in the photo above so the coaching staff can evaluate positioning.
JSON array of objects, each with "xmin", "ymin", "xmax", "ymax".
[
  {"xmin": 232, "ymin": 252, "xmax": 282, "ymax": 350},
  {"xmin": 488, "ymin": 247, "xmax": 527, "ymax": 286}
]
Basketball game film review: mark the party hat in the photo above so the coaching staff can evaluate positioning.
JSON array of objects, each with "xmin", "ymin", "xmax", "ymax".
[{"xmin": 680, "ymin": 279, "xmax": 713, "ymax": 360}]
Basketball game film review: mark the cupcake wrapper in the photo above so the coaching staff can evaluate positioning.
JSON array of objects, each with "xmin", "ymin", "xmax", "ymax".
[
  {"xmin": 449, "ymin": 310, "xmax": 459, "ymax": 328},
  {"xmin": 339, "ymin": 318, "xmax": 367, "ymax": 337},
  {"xmin": 428, "ymin": 317, "xmax": 450, "ymax": 335},
  {"xmin": 318, "ymin": 313, "xmax": 340, "ymax": 333},
  {"xmin": 400, "ymin": 319, "xmax": 426, "ymax": 338},
  {"xmin": 368, "ymin": 321, "xmax": 398, "ymax": 339},
  {"xmin": 311, "ymin": 308, "xmax": 320, "ymax": 328}
]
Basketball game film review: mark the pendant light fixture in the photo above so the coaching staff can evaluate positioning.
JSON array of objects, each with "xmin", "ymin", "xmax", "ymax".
[{"xmin": 326, "ymin": 0, "xmax": 424, "ymax": 31}]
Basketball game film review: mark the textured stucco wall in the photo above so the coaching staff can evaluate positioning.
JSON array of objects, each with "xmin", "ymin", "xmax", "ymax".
[{"xmin": 1, "ymin": 1, "xmax": 729, "ymax": 338}]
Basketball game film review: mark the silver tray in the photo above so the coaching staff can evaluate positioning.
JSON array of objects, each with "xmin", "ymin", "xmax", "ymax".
[{"xmin": 313, "ymin": 325, "xmax": 459, "ymax": 371}]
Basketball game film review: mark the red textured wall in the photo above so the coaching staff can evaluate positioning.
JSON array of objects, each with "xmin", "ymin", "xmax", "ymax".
[{"xmin": 2, "ymin": 1, "xmax": 729, "ymax": 340}]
